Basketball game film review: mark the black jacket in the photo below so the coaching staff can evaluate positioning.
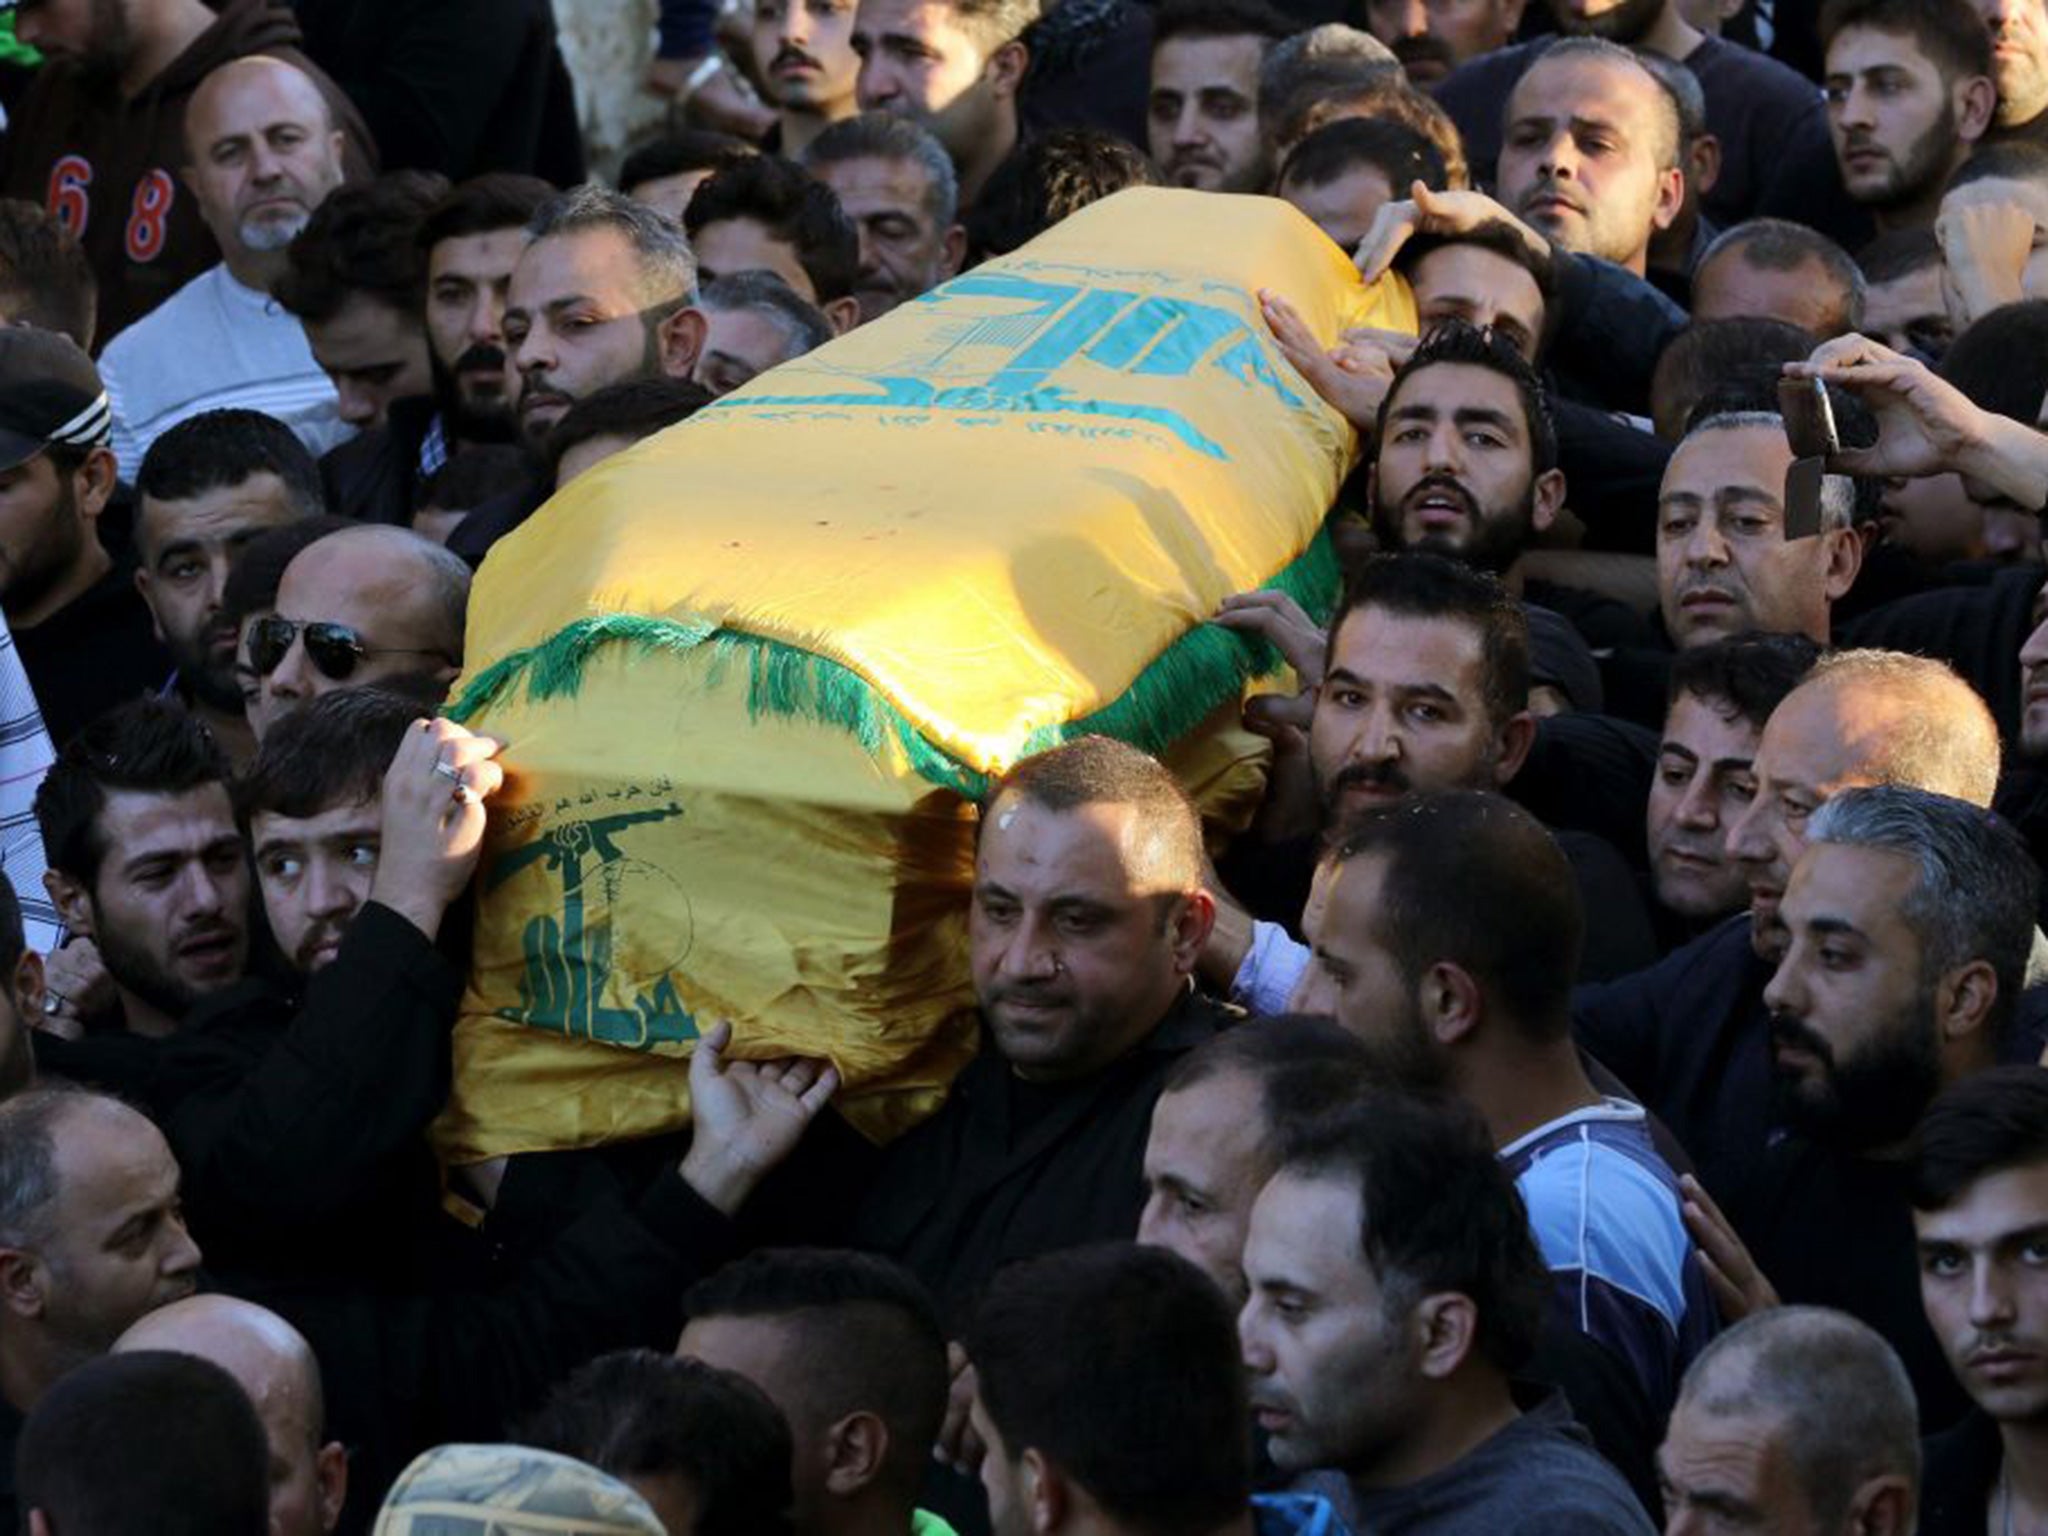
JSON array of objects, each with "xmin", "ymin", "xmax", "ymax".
[
  {"xmin": 318, "ymin": 395, "xmax": 439, "ymax": 528},
  {"xmin": 290, "ymin": 0, "xmax": 584, "ymax": 184},
  {"xmin": 854, "ymin": 988, "xmax": 1233, "ymax": 1330},
  {"xmin": 1919, "ymin": 1413, "xmax": 2000, "ymax": 1536},
  {"xmin": 13, "ymin": 559, "xmax": 171, "ymax": 746},
  {"xmin": 35, "ymin": 901, "xmax": 459, "ymax": 1288}
]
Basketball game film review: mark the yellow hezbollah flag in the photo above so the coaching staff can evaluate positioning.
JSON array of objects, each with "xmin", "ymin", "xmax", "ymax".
[{"xmin": 436, "ymin": 188, "xmax": 1413, "ymax": 1164}]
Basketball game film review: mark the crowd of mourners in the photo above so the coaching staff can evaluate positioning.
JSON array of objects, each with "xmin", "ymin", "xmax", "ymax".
[{"xmin": 0, "ymin": 0, "xmax": 2041, "ymax": 1529}]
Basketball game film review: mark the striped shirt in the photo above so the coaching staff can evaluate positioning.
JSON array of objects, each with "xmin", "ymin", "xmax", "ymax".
[{"xmin": 0, "ymin": 615, "xmax": 58, "ymax": 952}]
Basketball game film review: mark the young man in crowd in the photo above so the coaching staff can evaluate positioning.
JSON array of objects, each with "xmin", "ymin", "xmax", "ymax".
[
  {"xmin": 319, "ymin": 173, "xmax": 553, "ymax": 526},
  {"xmin": 1146, "ymin": 0, "xmax": 1293, "ymax": 195},
  {"xmin": 134, "ymin": 409, "xmax": 322, "ymax": 766},
  {"xmin": 852, "ymin": 0, "xmax": 1039, "ymax": 211},
  {"xmin": 753, "ymin": 0, "xmax": 864, "ymax": 157},
  {"xmin": 1911, "ymin": 1067, "xmax": 2048, "ymax": 1533},
  {"xmin": 684, "ymin": 156, "xmax": 863, "ymax": 332}
]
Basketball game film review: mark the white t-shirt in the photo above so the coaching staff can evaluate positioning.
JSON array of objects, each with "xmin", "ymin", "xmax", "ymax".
[{"xmin": 99, "ymin": 263, "xmax": 355, "ymax": 480}]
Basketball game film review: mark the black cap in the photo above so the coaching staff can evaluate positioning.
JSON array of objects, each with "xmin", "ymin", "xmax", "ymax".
[{"xmin": 0, "ymin": 327, "xmax": 111, "ymax": 473}]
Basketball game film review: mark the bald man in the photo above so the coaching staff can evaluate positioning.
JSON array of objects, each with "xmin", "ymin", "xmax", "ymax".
[
  {"xmin": 117, "ymin": 1296, "xmax": 347, "ymax": 1536},
  {"xmin": 0, "ymin": 0, "xmax": 373, "ymax": 337},
  {"xmin": 1659, "ymin": 1308, "xmax": 1919, "ymax": 1533},
  {"xmin": 248, "ymin": 525, "xmax": 469, "ymax": 740},
  {"xmin": 100, "ymin": 57, "xmax": 357, "ymax": 478}
]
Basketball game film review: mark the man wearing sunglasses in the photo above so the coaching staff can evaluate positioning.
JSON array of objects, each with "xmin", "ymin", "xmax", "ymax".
[{"xmin": 251, "ymin": 524, "xmax": 470, "ymax": 741}]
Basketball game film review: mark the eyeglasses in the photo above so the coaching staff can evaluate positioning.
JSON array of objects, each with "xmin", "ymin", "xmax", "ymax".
[{"xmin": 247, "ymin": 616, "xmax": 450, "ymax": 682}]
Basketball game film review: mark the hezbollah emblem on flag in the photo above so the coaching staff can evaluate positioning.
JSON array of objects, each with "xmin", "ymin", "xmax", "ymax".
[{"xmin": 436, "ymin": 187, "xmax": 1416, "ymax": 1165}]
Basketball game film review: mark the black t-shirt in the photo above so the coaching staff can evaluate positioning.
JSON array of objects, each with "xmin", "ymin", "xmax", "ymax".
[{"xmin": 13, "ymin": 558, "xmax": 171, "ymax": 745}]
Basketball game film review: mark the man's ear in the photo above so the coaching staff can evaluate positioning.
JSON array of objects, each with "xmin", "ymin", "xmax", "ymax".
[
  {"xmin": 1823, "ymin": 519, "xmax": 1863, "ymax": 602},
  {"xmin": 1651, "ymin": 165, "xmax": 1685, "ymax": 233},
  {"xmin": 0, "ymin": 1246, "xmax": 49, "ymax": 1322},
  {"xmin": 1493, "ymin": 710, "xmax": 1536, "ymax": 784},
  {"xmin": 985, "ymin": 38, "xmax": 1029, "ymax": 100},
  {"xmin": 1531, "ymin": 467, "xmax": 1565, "ymax": 534},
  {"xmin": 315, "ymin": 1440, "xmax": 349, "ymax": 1532},
  {"xmin": 1420, "ymin": 960, "xmax": 1482, "ymax": 1046},
  {"xmin": 1934, "ymin": 959, "xmax": 1999, "ymax": 1047},
  {"xmin": 12, "ymin": 950, "xmax": 45, "ymax": 1024},
  {"xmin": 1845, "ymin": 1472, "xmax": 1916, "ymax": 1536},
  {"xmin": 822, "ymin": 1411, "xmax": 890, "ymax": 1496},
  {"xmin": 1170, "ymin": 889, "xmax": 1219, "ymax": 976},
  {"xmin": 1957, "ymin": 75, "xmax": 1997, "ymax": 143},
  {"xmin": 43, "ymin": 871, "xmax": 92, "ymax": 942},
  {"xmin": 658, "ymin": 305, "xmax": 709, "ymax": 378},
  {"xmin": 940, "ymin": 224, "xmax": 968, "ymax": 281},
  {"xmin": 823, "ymin": 295, "xmax": 862, "ymax": 335},
  {"xmin": 1411, "ymin": 1291, "xmax": 1479, "ymax": 1380},
  {"xmin": 1688, "ymin": 132, "xmax": 1724, "ymax": 203},
  {"xmin": 74, "ymin": 446, "xmax": 116, "ymax": 522}
]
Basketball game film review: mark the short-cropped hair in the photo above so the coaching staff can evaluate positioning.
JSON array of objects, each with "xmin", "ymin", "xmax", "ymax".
[
  {"xmin": 235, "ymin": 687, "xmax": 424, "ymax": 823},
  {"xmin": 986, "ymin": 736, "xmax": 1205, "ymax": 892},
  {"xmin": 136, "ymin": 408, "xmax": 324, "ymax": 519},
  {"xmin": 34, "ymin": 699, "xmax": 230, "ymax": 887},
  {"xmin": 969, "ymin": 1244, "xmax": 1253, "ymax": 1536},
  {"xmin": 1910, "ymin": 1065, "xmax": 2048, "ymax": 1209}
]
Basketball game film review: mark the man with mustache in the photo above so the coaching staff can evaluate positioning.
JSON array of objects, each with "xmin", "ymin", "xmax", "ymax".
[
  {"xmin": 1911, "ymin": 1067, "xmax": 2048, "ymax": 1535},
  {"xmin": 1724, "ymin": 786, "xmax": 2035, "ymax": 1430},
  {"xmin": 97, "ymin": 56, "xmax": 355, "ymax": 481},
  {"xmin": 318, "ymin": 173, "xmax": 553, "ymax": 528},
  {"xmin": 134, "ymin": 410, "xmax": 322, "ymax": 769},
  {"xmin": 1211, "ymin": 553, "xmax": 1658, "ymax": 1013},
  {"xmin": 1971, "ymin": 0, "xmax": 2048, "ymax": 145},
  {"xmin": 449, "ymin": 186, "xmax": 707, "ymax": 563},
  {"xmin": 751, "ymin": 0, "xmax": 863, "ymax": 157},
  {"xmin": 1822, "ymin": 0, "xmax": 1996, "ymax": 236},
  {"xmin": 1145, "ymin": 0, "xmax": 1292, "ymax": 196}
]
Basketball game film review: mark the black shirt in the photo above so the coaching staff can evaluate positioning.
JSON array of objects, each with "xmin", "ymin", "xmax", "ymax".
[
  {"xmin": 1919, "ymin": 1412, "xmax": 2002, "ymax": 1536},
  {"xmin": 13, "ymin": 558, "xmax": 170, "ymax": 745}
]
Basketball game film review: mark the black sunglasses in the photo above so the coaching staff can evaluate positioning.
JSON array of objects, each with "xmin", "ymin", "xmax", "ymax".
[{"xmin": 247, "ymin": 616, "xmax": 449, "ymax": 682}]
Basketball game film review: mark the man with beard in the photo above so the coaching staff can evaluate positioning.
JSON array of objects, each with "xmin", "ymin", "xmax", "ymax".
[
  {"xmin": 0, "ymin": 1087, "xmax": 204, "ymax": 1532},
  {"xmin": 1369, "ymin": 322, "xmax": 1565, "ymax": 585},
  {"xmin": 1822, "ymin": 0, "xmax": 1997, "ymax": 236},
  {"xmin": 32, "ymin": 689, "xmax": 500, "ymax": 1292},
  {"xmin": 1971, "ymin": 0, "xmax": 2048, "ymax": 146},
  {"xmin": 1575, "ymin": 651, "xmax": 2003, "ymax": 1237},
  {"xmin": 32, "ymin": 698, "xmax": 250, "ymax": 1039},
  {"xmin": 1209, "ymin": 553, "xmax": 1658, "ymax": 1008},
  {"xmin": 1435, "ymin": 0, "xmax": 1832, "ymax": 234},
  {"xmin": 449, "ymin": 186, "xmax": 706, "ymax": 563},
  {"xmin": 1910, "ymin": 1067, "xmax": 2048, "ymax": 1534},
  {"xmin": 1145, "ymin": 0, "xmax": 1292, "ymax": 196},
  {"xmin": 752, "ymin": 0, "xmax": 863, "ymax": 157},
  {"xmin": 134, "ymin": 410, "xmax": 321, "ymax": 767},
  {"xmin": 802, "ymin": 114, "xmax": 965, "ymax": 324},
  {"xmin": 98, "ymin": 57, "xmax": 354, "ymax": 479},
  {"xmin": 0, "ymin": 0, "xmax": 371, "ymax": 338},
  {"xmin": 1733, "ymin": 785, "xmax": 2034, "ymax": 1429},
  {"xmin": 0, "ymin": 328, "xmax": 169, "ymax": 746},
  {"xmin": 1309, "ymin": 791, "xmax": 1718, "ymax": 1506},
  {"xmin": 317, "ymin": 173, "xmax": 553, "ymax": 527}
]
